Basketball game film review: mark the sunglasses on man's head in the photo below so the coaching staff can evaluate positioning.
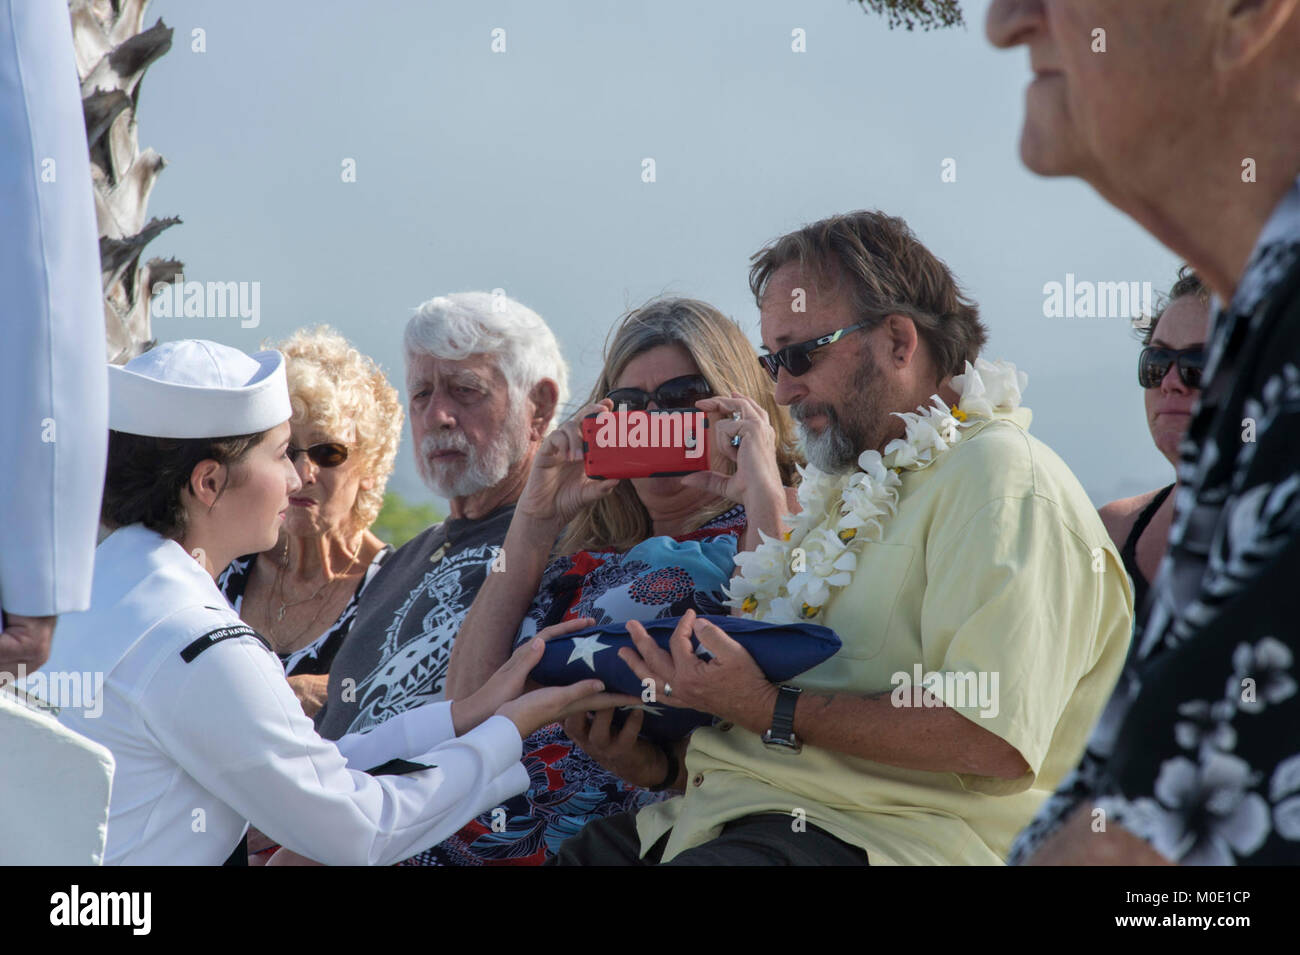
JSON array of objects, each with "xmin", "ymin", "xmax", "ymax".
[
  {"xmin": 605, "ymin": 374, "xmax": 713, "ymax": 412},
  {"xmin": 1138, "ymin": 345, "xmax": 1206, "ymax": 390},
  {"xmin": 287, "ymin": 442, "xmax": 350, "ymax": 468},
  {"xmin": 758, "ymin": 322, "xmax": 870, "ymax": 381}
]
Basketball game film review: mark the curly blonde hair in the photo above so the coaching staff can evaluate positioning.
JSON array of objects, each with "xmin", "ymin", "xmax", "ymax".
[{"xmin": 265, "ymin": 326, "xmax": 403, "ymax": 532}]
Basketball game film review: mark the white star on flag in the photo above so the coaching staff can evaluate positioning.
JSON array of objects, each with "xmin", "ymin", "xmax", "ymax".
[{"xmin": 566, "ymin": 634, "xmax": 611, "ymax": 670}]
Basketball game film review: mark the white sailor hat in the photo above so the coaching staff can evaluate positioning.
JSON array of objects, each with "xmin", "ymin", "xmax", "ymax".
[{"xmin": 108, "ymin": 340, "xmax": 292, "ymax": 438}]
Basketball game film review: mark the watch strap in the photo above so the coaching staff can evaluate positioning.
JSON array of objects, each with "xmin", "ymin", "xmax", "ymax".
[{"xmin": 763, "ymin": 685, "xmax": 802, "ymax": 750}]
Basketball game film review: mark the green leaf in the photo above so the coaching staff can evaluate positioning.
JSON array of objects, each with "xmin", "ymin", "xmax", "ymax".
[{"xmin": 372, "ymin": 491, "xmax": 443, "ymax": 549}]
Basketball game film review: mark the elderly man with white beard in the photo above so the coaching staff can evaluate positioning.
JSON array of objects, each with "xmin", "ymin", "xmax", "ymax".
[{"xmin": 314, "ymin": 292, "xmax": 567, "ymax": 743}]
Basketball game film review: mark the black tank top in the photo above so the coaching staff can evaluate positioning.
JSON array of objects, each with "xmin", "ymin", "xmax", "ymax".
[{"xmin": 1120, "ymin": 483, "xmax": 1174, "ymax": 616}]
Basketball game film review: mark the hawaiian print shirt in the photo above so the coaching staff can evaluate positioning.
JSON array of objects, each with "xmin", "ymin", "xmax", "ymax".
[{"xmin": 1010, "ymin": 176, "xmax": 1300, "ymax": 865}]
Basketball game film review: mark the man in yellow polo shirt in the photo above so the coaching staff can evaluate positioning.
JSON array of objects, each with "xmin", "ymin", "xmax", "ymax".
[{"xmin": 551, "ymin": 210, "xmax": 1133, "ymax": 866}]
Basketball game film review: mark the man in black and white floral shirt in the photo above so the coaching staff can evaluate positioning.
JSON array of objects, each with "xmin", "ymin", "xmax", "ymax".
[{"xmin": 989, "ymin": 0, "xmax": 1300, "ymax": 863}]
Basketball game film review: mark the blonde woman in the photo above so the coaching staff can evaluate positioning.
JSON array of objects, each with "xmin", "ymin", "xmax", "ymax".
[
  {"xmin": 428, "ymin": 297, "xmax": 801, "ymax": 866},
  {"xmin": 218, "ymin": 326, "xmax": 402, "ymax": 717}
]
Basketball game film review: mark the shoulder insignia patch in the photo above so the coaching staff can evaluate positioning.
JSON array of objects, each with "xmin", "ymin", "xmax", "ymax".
[{"xmin": 180, "ymin": 624, "xmax": 272, "ymax": 663}]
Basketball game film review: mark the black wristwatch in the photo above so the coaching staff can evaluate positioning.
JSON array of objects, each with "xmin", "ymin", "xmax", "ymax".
[{"xmin": 761, "ymin": 685, "xmax": 803, "ymax": 753}]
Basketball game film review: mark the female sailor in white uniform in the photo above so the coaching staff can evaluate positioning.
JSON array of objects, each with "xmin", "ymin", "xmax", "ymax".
[{"xmin": 31, "ymin": 339, "xmax": 621, "ymax": 865}]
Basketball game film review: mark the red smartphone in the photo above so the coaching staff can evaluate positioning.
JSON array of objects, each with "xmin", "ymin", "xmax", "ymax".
[{"xmin": 581, "ymin": 410, "xmax": 710, "ymax": 480}]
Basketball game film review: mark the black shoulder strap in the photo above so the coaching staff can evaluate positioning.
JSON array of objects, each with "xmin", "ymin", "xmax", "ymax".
[
  {"xmin": 180, "ymin": 623, "xmax": 272, "ymax": 663},
  {"xmin": 365, "ymin": 758, "xmax": 436, "ymax": 776},
  {"xmin": 1120, "ymin": 483, "xmax": 1174, "ymax": 567},
  {"xmin": 222, "ymin": 832, "xmax": 249, "ymax": 866}
]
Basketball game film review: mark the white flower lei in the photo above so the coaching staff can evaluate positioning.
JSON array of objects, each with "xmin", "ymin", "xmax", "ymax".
[{"xmin": 726, "ymin": 358, "xmax": 1027, "ymax": 624}]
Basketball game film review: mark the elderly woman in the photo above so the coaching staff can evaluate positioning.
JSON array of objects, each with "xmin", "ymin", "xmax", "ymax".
[
  {"xmin": 426, "ymin": 297, "xmax": 801, "ymax": 865},
  {"xmin": 1098, "ymin": 266, "xmax": 1211, "ymax": 613},
  {"xmin": 218, "ymin": 326, "xmax": 401, "ymax": 717}
]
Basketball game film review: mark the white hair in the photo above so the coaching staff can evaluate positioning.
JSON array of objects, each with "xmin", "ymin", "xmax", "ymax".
[{"xmin": 403, "ymin": 291, "xmax": 569, "ymax": 418}]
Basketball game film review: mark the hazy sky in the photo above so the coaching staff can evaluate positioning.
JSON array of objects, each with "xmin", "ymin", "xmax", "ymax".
[{"xmin": 144, "ymin": 0, "xmax": 1184, "ymax": 512}]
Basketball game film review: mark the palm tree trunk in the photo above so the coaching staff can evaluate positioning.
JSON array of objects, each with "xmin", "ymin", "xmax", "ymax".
[{"xmin": 69, "ymin": 0, "xmax": 181, "ymax": 363}]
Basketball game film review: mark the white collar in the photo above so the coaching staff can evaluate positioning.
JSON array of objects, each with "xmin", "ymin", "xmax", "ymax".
[{"xmin": 100, "ymin": 524, "xmax": 228, "ymax": 603}]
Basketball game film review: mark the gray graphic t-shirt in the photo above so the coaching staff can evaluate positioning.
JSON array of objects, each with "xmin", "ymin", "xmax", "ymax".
[{"xmin": 315, "ymin": 505, "xmax": 514, "ymax": 740}]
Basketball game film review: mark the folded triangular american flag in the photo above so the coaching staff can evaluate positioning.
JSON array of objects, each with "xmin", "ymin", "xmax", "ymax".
[{"xmin": 530, "ymin": 614, "xmax": 841, "ymax": 741}]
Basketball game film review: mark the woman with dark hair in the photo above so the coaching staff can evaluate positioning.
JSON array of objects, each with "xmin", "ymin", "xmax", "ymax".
[
  {"xmin": 30, "ymin": 339, "xmax": 623, "ymax": 865},
  {"xmin": 1098, "ymin": 266, "xmax": 1211, "ymax": 614}
]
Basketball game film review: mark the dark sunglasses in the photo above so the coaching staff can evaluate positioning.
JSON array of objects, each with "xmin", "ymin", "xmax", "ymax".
[
  {"xmin": 1138, "ymin": 345, "xmax": 1205, "ymax": 390},
  {"xmin": 287, "ymin": 442, "xmax": 350, "ymax": 468},
  {"xmin": 605, "ymin": 374, "xmax": 713, "ymax": 412},
  {"xmin": 758, "ymin": 322, "xmax": 870, "ymax": 381}
]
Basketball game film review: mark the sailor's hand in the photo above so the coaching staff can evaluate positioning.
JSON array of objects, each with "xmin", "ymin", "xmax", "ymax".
[
  {"xmin": 0, "ymin": 613, "xmax": 56, "ymax": 675},
  {"xmin": 451, "ymin": 619, "xmax": 594, "ymax": 734},
  {"xmin": 265, "ymin": 847, "xmax": 324, "ymax": 866},
  {"xmin": 496, "ymin": 681, "xmax": 639, "ymax": 740}
]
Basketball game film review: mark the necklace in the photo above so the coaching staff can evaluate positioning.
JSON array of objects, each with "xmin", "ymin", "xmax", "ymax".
[
  {"xmin": 273, "ymin": 537, "xmax": 363, "ymax": 621},
  {"xmin": 266, "ymin": 538, "xmax": 363, "ymax": 655},
  {"xmin": 429, "ymin": 520, "xmax": 460, "ymax": 564},
  {"xmin": 726, "ymin": 358, "xmax": 1027, "ymax": 624}
]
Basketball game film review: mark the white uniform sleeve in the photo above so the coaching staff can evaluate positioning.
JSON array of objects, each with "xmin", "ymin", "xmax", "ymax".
[
  {"xmin": 0, "ymin": 0, "xmax": 108, "ymax": 616},
  {"xmin": 333, "ymin": 701, "xmax": 457, "ymax": 770},
  {"xmin": 140, "ymin": 636, "xmax": 529, "ymax": 866}
]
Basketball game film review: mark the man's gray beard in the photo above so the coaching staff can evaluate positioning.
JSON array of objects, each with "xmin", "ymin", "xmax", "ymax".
[
  {"xmin": 792, "ymin": 348, "xmax": 890, "ymax": 474},
  {"xmin": 416, "ymin": 400, "xmax": 531, "ymax": 499},
  {"xmin": 796, "ymin": 415, "xmax": 859, "ymax": 474}
]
